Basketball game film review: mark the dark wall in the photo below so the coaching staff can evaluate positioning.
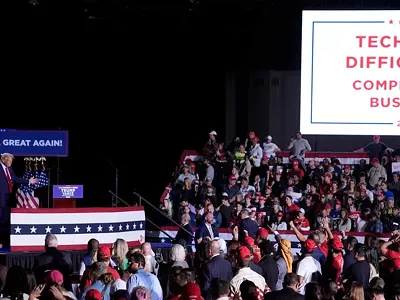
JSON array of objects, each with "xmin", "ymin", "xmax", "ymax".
[{"xmin": 231, "ymin": 70, "xmax": 400, "ymax": 152}]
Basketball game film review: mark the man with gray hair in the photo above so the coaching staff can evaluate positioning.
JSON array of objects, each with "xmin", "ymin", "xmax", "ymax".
[
  {"xmin": 0, "ymin": 152, "xmax": 39, "ymax": 224},
  {"xmin": 33, "ymin": 234, "xmax": 72, "ymax": 291},
  {"xmin": 200, "ymin": 240, "xmax": 233, "ymax": 300}
]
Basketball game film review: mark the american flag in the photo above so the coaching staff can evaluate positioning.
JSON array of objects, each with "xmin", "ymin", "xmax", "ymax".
[{"xmin": 16, "ymin": 168, "xmax": 49, "ymax": 209}]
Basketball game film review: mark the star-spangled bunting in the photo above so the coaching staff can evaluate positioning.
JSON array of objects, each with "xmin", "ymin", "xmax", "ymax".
[{"xmin": 11, "ymin": 221, "xmax": 145, "ymax": 235}]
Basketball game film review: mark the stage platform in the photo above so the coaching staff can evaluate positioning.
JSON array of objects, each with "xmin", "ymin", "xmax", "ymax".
[
  {"xmin": 0, "ymin": 243, "xmax": 172, "ymax": 272},
  {"xmin": 0, "ymin": 248, "xmax": 84, "ymax": 273}
]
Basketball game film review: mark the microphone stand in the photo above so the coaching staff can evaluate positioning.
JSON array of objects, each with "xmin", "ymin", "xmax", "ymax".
[{"xmin": 107, "ymin": 160, "xmax": 119, "ymax": 207}]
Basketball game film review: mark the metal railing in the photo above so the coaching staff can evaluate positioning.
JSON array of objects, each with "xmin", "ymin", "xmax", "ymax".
[
  {"xmin": 108, "ymin": 190, "xmax": 174, "ymax": 239},
  {"xmin": 133, "ymin": 191, "xmax": 193, "ymax": 237}
]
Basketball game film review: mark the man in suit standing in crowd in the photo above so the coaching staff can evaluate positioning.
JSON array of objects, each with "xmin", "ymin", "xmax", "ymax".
[{"xmin": 0, "ymin": 153, "xmax": 38, "ymax": 223}]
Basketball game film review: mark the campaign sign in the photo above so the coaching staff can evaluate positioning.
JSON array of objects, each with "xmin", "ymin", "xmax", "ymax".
[
  {"xmin": 53, "ymin": 185, "xmax": 84, "ymax": 199},
  {"xmin": 0, "ymin": 129, "xmax": 69, "ymax": 157}
]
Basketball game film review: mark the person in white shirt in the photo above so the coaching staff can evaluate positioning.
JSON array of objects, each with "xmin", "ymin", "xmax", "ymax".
[
  {"xmin": 239, "ymin": 178, "xmax": 255, "ymax": 198},
  {"xmin": 230, "ymin": 246, "xmax": 269, "ymax": 298},
  {"xmin": 249, "ymin": 137, "xmax": 263, "ymax": 167},
  {"xmin": 262, "ymin": 136, "xmax": 281, "ymax": 158},
  {"xmin": 296, "ymin": 239, "xmax": 321, "ymax": 295}
]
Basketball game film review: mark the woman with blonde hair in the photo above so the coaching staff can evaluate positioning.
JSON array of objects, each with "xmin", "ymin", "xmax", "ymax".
[
  {"xmin": 112, "ymin": 239, "xmax": 129, "ymax": 275},
  {"xmin": 345, "ymin": 282, "xmax": 365, "ymax": 300}
]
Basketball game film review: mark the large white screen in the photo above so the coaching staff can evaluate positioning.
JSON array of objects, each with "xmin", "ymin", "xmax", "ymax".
[{"xmin": 300, "ymin": 10, "xmax": 400, "ymax": 135}]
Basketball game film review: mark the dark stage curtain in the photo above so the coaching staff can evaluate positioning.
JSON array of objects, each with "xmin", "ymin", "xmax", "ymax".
[{"xmin": 5, "ymin": 251, "xmax": 85, "ymax": 274}]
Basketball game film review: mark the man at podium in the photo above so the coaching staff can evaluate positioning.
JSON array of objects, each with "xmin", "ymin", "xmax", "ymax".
[{"xmin": 0, "ymin": 153, "xmax": 39, "ymax": 223}]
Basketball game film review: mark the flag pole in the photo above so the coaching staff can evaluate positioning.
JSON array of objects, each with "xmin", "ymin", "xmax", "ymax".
[{"xmin": 47, "ymin": 168, "xmax": 51, "ymax": 208}]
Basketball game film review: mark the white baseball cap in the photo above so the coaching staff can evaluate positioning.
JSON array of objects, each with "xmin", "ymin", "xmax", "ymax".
[
  {"xmin": 266, "ymin": 135, "xmax": 272, "ymax": 140},
  {"xmin": 209, "ymin": 130, "xmax": 217, "ymax": 135}
]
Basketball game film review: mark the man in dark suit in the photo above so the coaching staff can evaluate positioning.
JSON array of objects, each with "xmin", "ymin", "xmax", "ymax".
[
  {"xmin": 33, "ymin": 234, "xmax": 72, "ymax": 291},
  {"xmin": 239, "ymin": 209, "xmax": 259, "ymax": 241},
  {"xmin": 0, "ymin": 153, "xmax": 38, "ymax": 223},
  {"xmin": 200, "ymin": 240, "xmax": 233, "ymax": 300},
  {"xmin": 195, "ymin": 212, "xmax": 219, "ymax": 246},
  {"xmin": 265, "ymin": 273, "xmax": 304, "ymax": 300},
  {"xmin": 175, "ymin": 213, "xmax": 194, "ymax": 246}
]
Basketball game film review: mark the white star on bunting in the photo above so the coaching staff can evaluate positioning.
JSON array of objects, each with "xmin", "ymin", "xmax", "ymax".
[
  {"xmin": 109, "ymin": 225, "xmax": 114, "ymax": 231},
  {"xmin": 126, "ymin": 224, "xmax": 130, "ymax": 230},
  {"xmin": 86, "ymin": 225, "xmax": 92, "ymax": 232},
  {"xmin": 118, "ymin": 224, "xmax": 123, "ymax": 231},
  {"xmin": 45, "ymin": 226, "xmax": 52, "ymax": 233},
  {"xmin": 133, "ymin": 223, "xmax": 136, "ymax": 229},
  {"xmin": 30, "ymin": 226, "xmax": 37, "ymax": 233},
  {"xmin": 74, "ymin": 226, "xmax": 80, "ymax": 233},
  {"xmin": 98, "ymin": 225, "xmax": 103, "ymax": 232},
  {"xmin": 14, "ymin": 226, "xmax": 22, "ymax": 234},
  {"xmin": 139, "ymin": 223, "xmax": 143, "ymax": 229},
  {"xmin": 60, "ymin": 226, "xmax": 66, "ymax": 233}
]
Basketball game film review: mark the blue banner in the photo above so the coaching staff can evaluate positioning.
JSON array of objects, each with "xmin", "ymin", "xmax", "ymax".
[
  {"xmin": 53, "ymin": 185, "xmax": 84, "ymax": 199},
  {"xmin": 0, "ymin": 129, "xmax": 69, "ymax": 157}
]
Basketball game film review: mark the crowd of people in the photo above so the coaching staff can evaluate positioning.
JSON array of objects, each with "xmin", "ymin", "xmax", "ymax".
[
  {"xmin": 1, "ymin": 130, "xmax": 400, "ymax": 300},
  {"xmin": 158, "ymin": 130, "xmax": 400, "ymax": 299}
]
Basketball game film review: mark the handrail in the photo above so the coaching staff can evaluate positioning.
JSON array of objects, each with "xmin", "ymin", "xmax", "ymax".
[
  {"xmin": 108, "ymin": 190, "xmax": 131, "ymax": 207},
  {"xmin": 108, "ymin": 190, "xmax": 176, "ymax": 240},
  {"xmin": 146, "ymin": 218, "xmax": 174, "ymax": 240},
  {"xmin": 133, "ymin": 191, "xmax": 193, "ymax": 237}
]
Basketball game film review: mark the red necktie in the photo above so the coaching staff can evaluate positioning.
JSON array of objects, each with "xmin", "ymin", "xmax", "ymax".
[{"xmin": 5, "ymin": 168, "xmax": 13, "ymax": 193}]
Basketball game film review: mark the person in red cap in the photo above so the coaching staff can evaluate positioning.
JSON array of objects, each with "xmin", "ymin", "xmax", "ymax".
[
  {"xmin": 256, "ymin": 228, "xmax": 269, "ymax": 244},
  {"xmin": 244, "ymin": 236, "xmax": 261, "ymax": 263},
  {"xmin": 296, "ymin": 239, "xmax": 322, "ymax": 295},
  {"xmin": 287, "ymin": 159, "xmax": 305, "ymax": 180},
  {"xmin": 321, "ymin": 218, "xmax": 344, "ymax": 284},
  {"xmin": 180, "ymin": 282, "xmax": 203, "ymax": 300},
  {"xmin": 230, "ymin": 246, "xmax": 269, "ymax": 298},
  {"xmin": 79, "ymin": 247, "xmax": 120, "ymax": 292},
  {"xmin": 353, "ymin": 135, "xmax": 388, "ymax": 161},
  {"xmin": 245, "ymin": 131, "xmax": 256, "ymax": 151},
  {"xmin": 85, "ymin": 289, "xmax": 102, "ymax": 300}
]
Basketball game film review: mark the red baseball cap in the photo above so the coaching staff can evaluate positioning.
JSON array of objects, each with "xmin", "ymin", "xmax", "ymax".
[
  {"xmin": 181, "ymin": 282, "xmax": 202, "ymax": 299},
  {"xmin": 244, "ymin": 236, "xmax": 255, "ymax": 246},
  {"xmin": 258, "ymin": 228, "xmax": 268, "ymax": 238},
  {"xmin": 44, "ymin": 270, "xmax": 63, "ymax": 285},
  {"xmin": 331, "ymin": 237, "xmax": 343, "ymax": 251},
  {"xmin": 229, "ymin": 175, "xmax": 236, "ymax": 180},
  {"xmin": 85, "ymin": 289, "xmax": 102, "ymax": 300},
  {"xmin": 255, "ymin": 192, "xmax": 262, "ymax": 197},
  {"xmin": 238, "ymin": 246, "xmax": 251, "ymax": 261},
  {"xmin": 277, "ymin": 211, "xmax": 283, "ymax": 217},
  {"xmin": 97, "ymin": 247, "xmax": 111, "ymax": 260},
  {"xmin": 305, "ymin": 239, "xmax": 316, "ymax": 252}
]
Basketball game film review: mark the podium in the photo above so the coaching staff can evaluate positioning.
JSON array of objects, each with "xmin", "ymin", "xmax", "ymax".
[{"xmin": 53, "ymin": 185, "xmax": 83, "ymax": 208}]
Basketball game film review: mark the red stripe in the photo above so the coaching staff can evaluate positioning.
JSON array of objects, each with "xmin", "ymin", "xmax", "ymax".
[
  {"xmin": 175, "ymin": 150, "xmax": 369, "ymax": 160},
  {"xmin": 16, "ymin": 190, "xmax": 26, "ymax": 208},
  {"xmin": 159, "ymin": 226, "xmax": 392, "ymax": 238},
  {"xmin": 28, "ymin": 193, "xmax": 38, "ymax": 208},
  {"xmin": 11, "ymin": 207, "xmax": 145, "ymax": 214},
  {"xmin": 24, "ymin": 194, "xmax": 34, "ymax": 209},
  {"xmin": 11, "ymin": 240, "xmax": 141, "ymax": 252}
]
